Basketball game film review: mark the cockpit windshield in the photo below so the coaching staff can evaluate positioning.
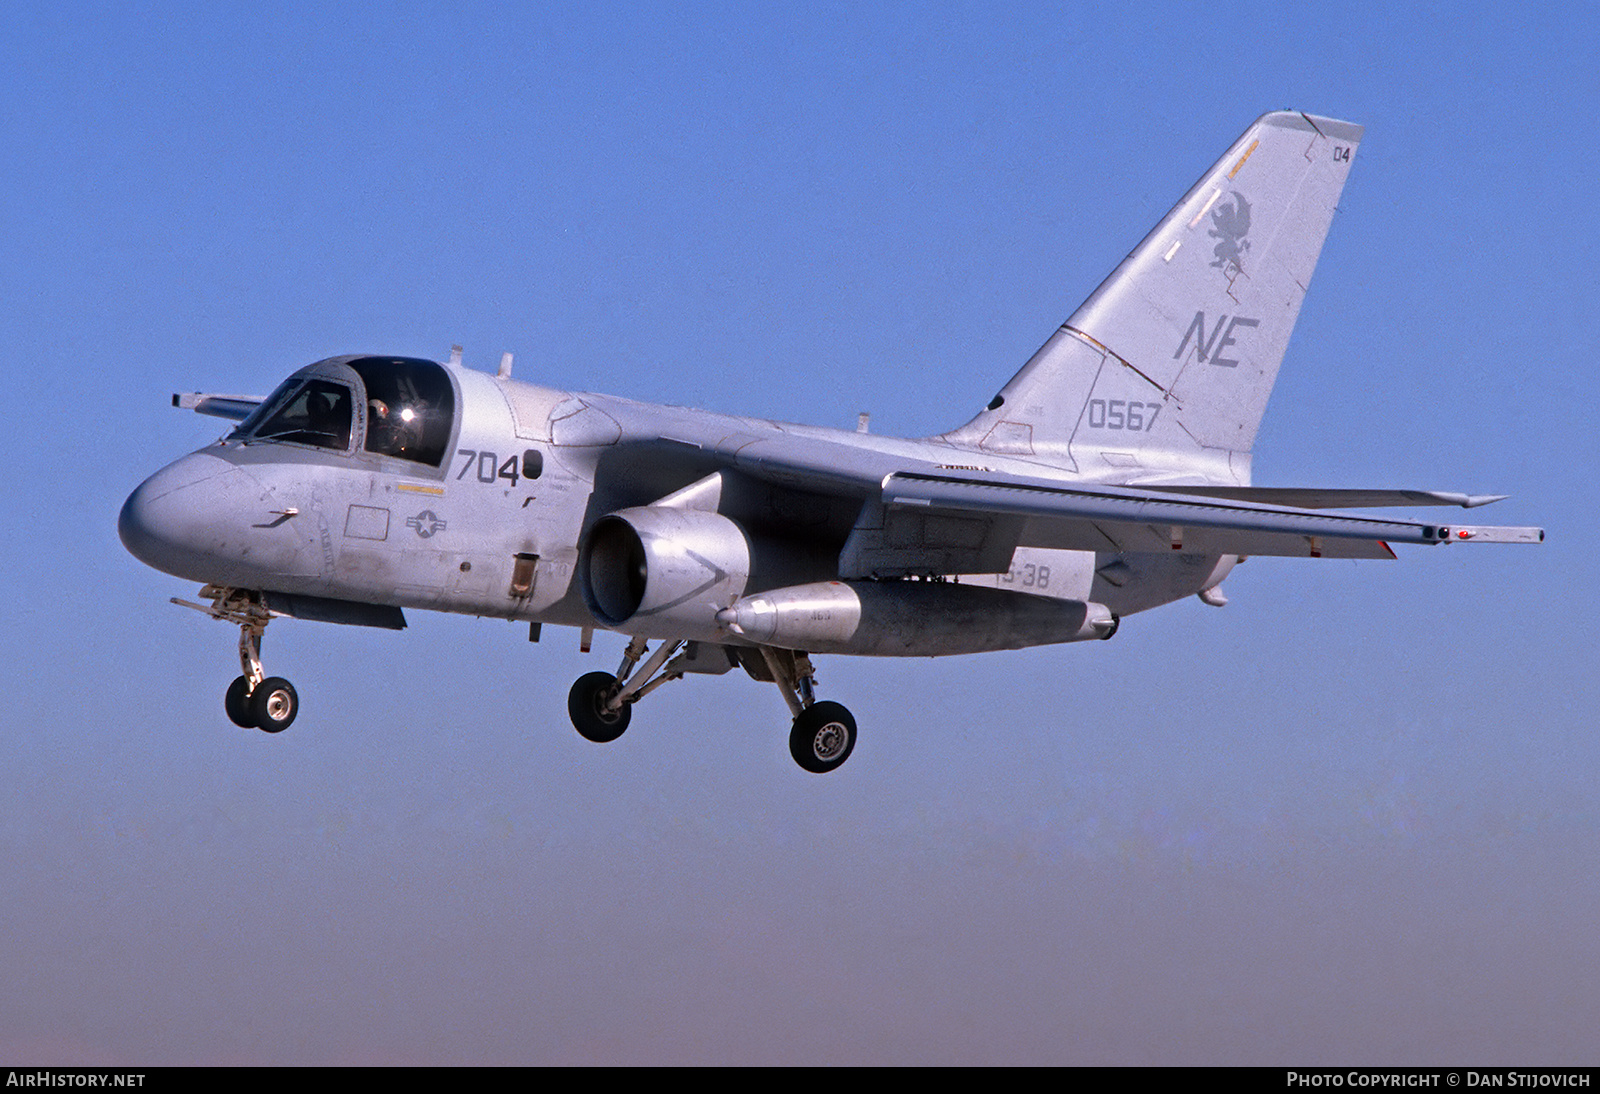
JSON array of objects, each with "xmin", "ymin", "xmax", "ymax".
[
  {"xmin": 247, "ymin": 379, "xmax": 354, "ymax": 451},
  {"xmin": 228, "ymin": 356, "xmax": 456, "ymax": 467}
]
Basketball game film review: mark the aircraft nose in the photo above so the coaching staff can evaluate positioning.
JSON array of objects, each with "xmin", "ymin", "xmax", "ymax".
[{"xmin": 119, "ymin": 452, "xmax": 260, "ymax": 582}]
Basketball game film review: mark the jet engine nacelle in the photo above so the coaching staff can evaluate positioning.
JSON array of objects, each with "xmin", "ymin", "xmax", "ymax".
[
  {"xmin": 579, "ymin": 506, "xmax": 752, "ymax": 637},
  {"xmin": 716, "ymin": 580, "xmax": 1118, "ymax": 656}
]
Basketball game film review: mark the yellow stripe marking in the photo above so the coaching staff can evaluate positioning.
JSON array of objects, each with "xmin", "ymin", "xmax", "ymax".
[
  {"xmin": 1227, "ymin": 139, "xmax": 1259, "ymax": 180},
  {"xmin": 398, "ymin": 483, "xmax": 444, "ymax": 496}
]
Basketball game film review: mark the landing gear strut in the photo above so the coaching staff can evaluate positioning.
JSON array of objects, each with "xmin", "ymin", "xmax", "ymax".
[
  {"xmin": 565, "ymin": 638, "xmax": 858, "ymax": 774},
  {"xmin": 175, "ymin": 585, "xmax": 300, "ymax": 734},
  {"xmin": 565, "ymin": 636, "xmax": 687, "ymax": 744},
  {"xmin": 758, "ymin": 647, "xmax": 856, "ymax": 775}
]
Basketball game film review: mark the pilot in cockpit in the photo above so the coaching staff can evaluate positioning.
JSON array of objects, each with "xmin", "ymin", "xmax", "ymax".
[
  {"xmin": 305, "ymin": 389, "xmax": 340, "ymax": 443},
  {"xmin": 367, "ymin": 397, "xmax": 393, "ymax": 450},
  {"xmin": 366, "ymin": 396, "xmax": 422, "ymax": 459}
]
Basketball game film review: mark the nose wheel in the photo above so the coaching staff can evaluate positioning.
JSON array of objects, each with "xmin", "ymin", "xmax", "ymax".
[
  {"xmin": 241, "ymin": 676, "xmax": 299, "ymax": 733},
  {"xmin": 224, "ymin": 675, "xmax": 255, "ymax": 727},
  {"xmin": 226, "ymin": 674, "xmax": 299, "ymax": 732},
  {"xmin": 176, "ymin": 586, "xmax": 301, "ymax": 734}
]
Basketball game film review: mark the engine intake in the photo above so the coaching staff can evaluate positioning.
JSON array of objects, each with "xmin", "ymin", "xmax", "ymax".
[{"xmin": 579, "ymin": 507, "xmax": 752, "ymax": 635}]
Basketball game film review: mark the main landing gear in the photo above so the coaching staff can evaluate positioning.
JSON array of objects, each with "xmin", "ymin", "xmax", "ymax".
[
  {"xmin": 176, "ymin": 585, "xmax": 299, "ymax": 733},
  {"xmin": 565, "ymin": 638, "xmax": 857, "ymax": 774}
]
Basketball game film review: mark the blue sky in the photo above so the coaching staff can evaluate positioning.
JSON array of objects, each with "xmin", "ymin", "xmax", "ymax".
[{"xmin": 3, "ymin": 1, "xmax": 1595, "ymax": 1064}]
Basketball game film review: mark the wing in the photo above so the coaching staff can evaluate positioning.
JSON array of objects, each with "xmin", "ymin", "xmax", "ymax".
[
  {"xmin": 702, "ymin": 431, "xmax": 1543, "ymax": 568},
  {"xmin": 878, "ymin": 470, "xmax": 1544, "ymax": 561}
]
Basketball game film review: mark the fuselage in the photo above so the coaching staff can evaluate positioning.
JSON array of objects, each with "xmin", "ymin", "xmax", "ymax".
[{"xmin": 120, "ymin": 355, "xmax": 1234, "ymax": 654}]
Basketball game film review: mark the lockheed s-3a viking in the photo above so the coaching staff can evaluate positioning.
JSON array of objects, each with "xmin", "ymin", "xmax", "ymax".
[{"xmin": 119, "ymin": 112, "xmax": 1542, "ymax": 773}]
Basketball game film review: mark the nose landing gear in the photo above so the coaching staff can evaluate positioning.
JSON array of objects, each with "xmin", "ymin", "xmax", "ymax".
[{"xmin": 176, "ymin": 585, "xmax": 300, "ymax": 734}]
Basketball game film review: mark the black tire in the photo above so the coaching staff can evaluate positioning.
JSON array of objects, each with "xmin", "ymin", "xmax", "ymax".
[
  {"xmin": 789, "ymin": 701, "xmax": 856, "ymax": 774},
  {"xmin": 225, "ymin": 676, "xmax": 257, "ymax": 728},
  {"xmin": 568, "ymin": 671, "xmax": 631, "ymax": 743},
  {"xmin": 249, "ymin": 676, "xmax": 298, "ymax": 734}
]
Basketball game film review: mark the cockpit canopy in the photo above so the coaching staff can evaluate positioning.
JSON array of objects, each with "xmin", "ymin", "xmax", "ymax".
[{"xmin": 230, "ymin": 356, "xmax": 456, "ymax": 467}]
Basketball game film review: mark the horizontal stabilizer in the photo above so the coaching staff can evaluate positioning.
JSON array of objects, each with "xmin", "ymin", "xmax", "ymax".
[{"xmin": 173, "ymin": 392, "xmax": 265, "ymax": 420}]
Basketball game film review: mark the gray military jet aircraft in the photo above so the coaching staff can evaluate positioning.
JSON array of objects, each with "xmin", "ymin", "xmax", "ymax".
[{"xmin": 120, "ymin": 111, "xmax": 1542, "ymax": 773}]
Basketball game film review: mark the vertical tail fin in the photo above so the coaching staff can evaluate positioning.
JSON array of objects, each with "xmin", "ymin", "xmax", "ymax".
[{"xmin": 943, "ymin": 111, "xmax": 1363, "ymax": 484}]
